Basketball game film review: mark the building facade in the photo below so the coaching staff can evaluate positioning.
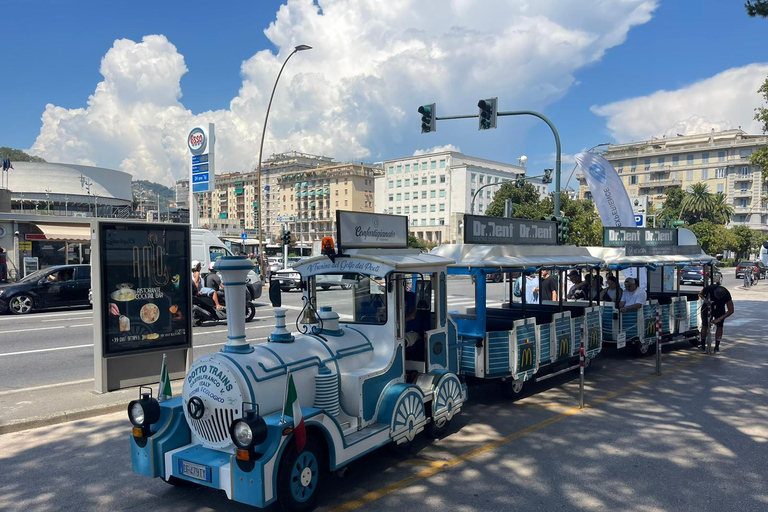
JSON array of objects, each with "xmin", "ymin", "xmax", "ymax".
[
  {"xmin": 278, "ymin": 163, "xmax": 381, "ymax": 248},
  {"xmin": 576, "ymin": 130, "xmax": 768, "ymax": 231},
  {"xmin": 375, "ymin": 151, "xmax": 539, "ymax": 244}
]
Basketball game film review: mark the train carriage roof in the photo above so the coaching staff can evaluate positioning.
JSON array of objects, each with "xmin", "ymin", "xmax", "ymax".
[
  {"xmin": 586, "ymin": 247, "xmax": 716, "ymax": 266},
  {"xmin": 430, "ymin": 244, "xmax": 604, "ymax": 269}
]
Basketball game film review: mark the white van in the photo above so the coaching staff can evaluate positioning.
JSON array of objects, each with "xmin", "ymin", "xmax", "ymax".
[{"xmin": 192, "ymin": 229, "xmax": 262, "ymax": 299}]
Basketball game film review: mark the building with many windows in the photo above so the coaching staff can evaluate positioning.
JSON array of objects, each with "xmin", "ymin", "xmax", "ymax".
[
  {"xmin": 189, "ymin": 151, "xmax": 335, "ymax": 241},
  {"xmin": 375, "ymin": 151, "xmax": 540, "ymax": 244},
  {"xmin": 278, "ymin": 163, "xmax": 381, "ymax": 249},
  {"xmin": 576, "ymin": 130, "xmax": 768, "ymax": 231}
]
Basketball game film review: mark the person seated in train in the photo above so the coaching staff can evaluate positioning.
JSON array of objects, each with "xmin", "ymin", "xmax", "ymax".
[
  {"xmin": 600, "ymin": 275, "xmax": 623, "ymax": 306},
  {"xmin": 619, "ymin": 278, "xmax": 646, "ymax": 314},
  {"xmin": 404, "ymin": 290, "xmax": 426, "ymax": 361}
]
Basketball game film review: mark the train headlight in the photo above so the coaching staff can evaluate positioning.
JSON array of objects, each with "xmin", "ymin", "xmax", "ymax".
[
  {"xmin": 128, "ymin": 386, "xmax": 161, "ymax": 437},
  {"xmin": 232, "ymin": 421, "xmax": 253, "ymax": 448},
  {"xmin": 230, "ymin": 403, "xmax": 268, "ymax": 461}
]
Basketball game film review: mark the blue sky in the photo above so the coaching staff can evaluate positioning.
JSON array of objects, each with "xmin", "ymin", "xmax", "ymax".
[{"xmin": 1, "ymin": 0, "xmax": 766, "ymax": 186}]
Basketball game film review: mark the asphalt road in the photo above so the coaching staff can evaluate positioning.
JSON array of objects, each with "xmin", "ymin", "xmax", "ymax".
[{"xmin": 1, "ymin": 274, "xmax": 766, "ymax": 511}]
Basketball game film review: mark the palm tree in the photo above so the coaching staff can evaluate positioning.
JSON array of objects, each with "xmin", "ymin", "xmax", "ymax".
[
  {"xmin": 680, "ymin": 183, "xmax": 714, "ymax": 223},
  {"xmin": 710, "ymin": 192, "xmax": 734, "ymax": 225}
]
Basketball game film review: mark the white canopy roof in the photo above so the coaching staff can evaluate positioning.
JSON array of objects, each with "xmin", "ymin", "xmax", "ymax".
[
  {"xmin": 431, "ymin": 244, "xmax": 603, "ymax": 269},
  {"xmin": 586, "ymin": 247, "xmax": 716, "ymax": 266}
]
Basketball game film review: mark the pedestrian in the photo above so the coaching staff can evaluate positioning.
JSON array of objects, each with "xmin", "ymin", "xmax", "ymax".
[
  {"xmin": 567, "ymin": 270, "xmax": 588, "ymax": 300},
  {"xmin": 619, "ymin": 277, "xmax": 646, "ymax": 313},
  {"xmin": 524, "ymin": 273, "xmax": 540, "ymax": 304},
  {"xmin": 536, "ymin": 269, "xmax": 558, "ymax": 301},
  {"xmin": 698, "ymin": 284, "xmax": 734, "ymax": 354},
  {"xmin": 0, "ymin": 246, "xmax": 7, "ymax": 283}
]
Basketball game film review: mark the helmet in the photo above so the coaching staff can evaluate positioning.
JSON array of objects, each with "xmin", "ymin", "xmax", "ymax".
[
  {"xmin": 191, "ymin": 260, "xmax": 201, "ymax": 271},
  {"xmin": 209, "ymin": 261, "xmax": 217, "ymax": 271}
]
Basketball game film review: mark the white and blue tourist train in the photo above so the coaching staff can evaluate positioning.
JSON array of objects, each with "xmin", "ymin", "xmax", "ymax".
[{"xmin": 128, "ymin": 212, "xmax": 467, "ymax": 512}]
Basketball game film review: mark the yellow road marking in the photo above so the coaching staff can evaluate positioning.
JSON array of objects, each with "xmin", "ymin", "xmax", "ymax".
[{"xmin": 329, "ymin": 353, "xmax": 706, "ymax": 512}]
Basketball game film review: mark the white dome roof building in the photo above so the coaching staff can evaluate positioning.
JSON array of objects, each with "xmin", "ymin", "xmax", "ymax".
[{"xmin": 7, "ymin": 161, "xmax": 133, "ymax": 216}]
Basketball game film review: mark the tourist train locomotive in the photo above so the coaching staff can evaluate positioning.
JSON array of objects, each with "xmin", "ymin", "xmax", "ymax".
[{"xmin": 128, "ymin": 222, "xmax": 467, "ymax": 512}]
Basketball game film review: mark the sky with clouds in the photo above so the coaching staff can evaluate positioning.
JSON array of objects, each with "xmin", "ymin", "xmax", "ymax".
[{"xmin": 1, "ymin": 0, "xmax": 766, "ymax": 187}]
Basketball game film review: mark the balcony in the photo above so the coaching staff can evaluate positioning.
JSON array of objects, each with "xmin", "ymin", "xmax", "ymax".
[
  {"xmin": 731, "ymin": 190, "xmax": 752, "ymax": 198},
  {"xmin": 638, "ymin": 179, "xmax": 682, "ymax": 189}
]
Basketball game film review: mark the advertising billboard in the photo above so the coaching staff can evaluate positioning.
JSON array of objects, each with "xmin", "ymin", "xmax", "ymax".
[{"xmin": 99, "ymin": 222, "xmax": 191, "ymax": 356}]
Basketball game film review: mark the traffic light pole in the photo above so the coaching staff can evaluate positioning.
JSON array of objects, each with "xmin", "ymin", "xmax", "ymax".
[{"xmin": 435, "ymin": 110, "xmax": 562, "ymax": 216}]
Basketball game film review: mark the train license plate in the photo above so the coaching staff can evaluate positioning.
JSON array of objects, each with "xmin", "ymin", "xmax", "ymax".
[{"xmin": 179, "ymin": 459, "xmax": 212, "ymax": 482}]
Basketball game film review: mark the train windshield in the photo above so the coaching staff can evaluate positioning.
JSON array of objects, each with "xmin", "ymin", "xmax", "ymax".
[{"xmin": 313, "ymin": 273, "xmax": 387, "ymax": 325}]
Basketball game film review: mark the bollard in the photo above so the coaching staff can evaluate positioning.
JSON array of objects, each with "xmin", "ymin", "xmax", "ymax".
[
  {"xmin": 655, "ymin": 309, "xmax": 662, "ymax": 376},
  {"xmin": 579, "ymin": 322, "xmax": 585, "ymax": 409}
]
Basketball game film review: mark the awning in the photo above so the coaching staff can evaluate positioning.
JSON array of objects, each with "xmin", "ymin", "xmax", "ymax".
[{"xmin": 28, "ymin": 223, "xmax": 90, "ymax": 242}]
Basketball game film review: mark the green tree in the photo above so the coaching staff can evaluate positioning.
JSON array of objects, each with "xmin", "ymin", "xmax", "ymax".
[
  {"xmin": 408, "ymin": 235, "xmax": 427, "ymax": 251},
  {"xmin": 751, "ymin": 76, "xmax": 768, "ymax": 189},
  {"xmin": 746, "ymin": 0, "xmax": 768, "ymax": 17},
  {"xmin": 689, "ymin": 221, "xmax": 732, "ymax": 256},
  {"xmin": 729, "ymin": 225, "xmax": 757, "ymax": 259},
  {"xmin": 680, "ymin": 183, "xmax": 714, "ymax": 223},
  {"xmin": 708, "ymin": 192, "xmax": 735, "ymax": 224},
  {"xmin": 0, "ymin": 147, "xmax": 46, "ymax": 163},
  {"xmin": 486, "ymin": 182, "xmax": 547, "ymax": 219},
  {"xmin": 660, "ymin": 187, "xmax": 684, "ymax": 221}
]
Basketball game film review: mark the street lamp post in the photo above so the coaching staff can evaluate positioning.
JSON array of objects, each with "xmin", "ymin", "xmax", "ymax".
[
  {"xmin": 255, "ymin": 44, "xmax": 312, "ymax": 279},
  {"xmin": 469, "ymin": 181, "xmax": 509, "ymax": 215}
]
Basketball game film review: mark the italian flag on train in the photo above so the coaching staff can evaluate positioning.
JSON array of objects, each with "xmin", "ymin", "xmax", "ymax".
[{"xmin": 284, "ymin": 374, "xmax": 306, "ymax": 452}]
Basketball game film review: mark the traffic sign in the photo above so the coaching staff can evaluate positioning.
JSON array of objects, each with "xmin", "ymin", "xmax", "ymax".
[
  {"xmin": 241, "ymin": 233, "xmax": 248, "ymax": 241},
  {"xmin": 634, "ymin": 214, "xmax": 644, "ymax": 227}
]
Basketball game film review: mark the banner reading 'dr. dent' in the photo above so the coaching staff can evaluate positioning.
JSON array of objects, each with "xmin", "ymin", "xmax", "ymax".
[
  {"xmin": 603, "ymin": 227, "xmax": 678, "ymax": 247},
  {"xmin": 337, "ymin": 211, "xmax": 409, "ymax": 250},
  {"xmin": 463, "ymin": 214, "xmax": 557, "ymax": 245}
]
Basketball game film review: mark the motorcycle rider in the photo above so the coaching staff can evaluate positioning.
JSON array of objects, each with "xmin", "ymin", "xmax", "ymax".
[
  {"xmin": 192, "ymin": 260, "xmax": 222, "ymax": 310},
  {"xmin": 206, "ymin": 261, "xmax": 226, "ymax": 307}
]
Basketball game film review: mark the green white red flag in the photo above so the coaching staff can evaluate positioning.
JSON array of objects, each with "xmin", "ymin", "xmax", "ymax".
[
  {"xmin": 158, "ymin": 353, "xmax": 172, "ymax": 402},
  {"xmin": 283, "ymin": 373, "xmax": 306, "ymax": 452}
]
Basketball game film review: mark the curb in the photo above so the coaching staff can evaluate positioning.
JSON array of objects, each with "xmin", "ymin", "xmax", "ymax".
[{"xmin": 0, "ymin": 402, "xmax": 128, "ymax": 435}]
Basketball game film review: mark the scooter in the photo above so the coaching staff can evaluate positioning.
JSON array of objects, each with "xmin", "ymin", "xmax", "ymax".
[{"xmin": 192, "ymin": 288, "xmax": 257, "ymax": 326}]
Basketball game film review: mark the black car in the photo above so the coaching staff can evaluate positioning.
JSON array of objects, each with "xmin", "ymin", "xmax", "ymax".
[
  {"xmin": 735, "ymin": 261, "xmax": 765, "ymax": 280},
  {"xmin": 0, "ymin": 265, "xmax": 91, "ymax": 314},
  {"xmin": 679, "ymin": 265, "xmax": 722, "ymax": 286}
]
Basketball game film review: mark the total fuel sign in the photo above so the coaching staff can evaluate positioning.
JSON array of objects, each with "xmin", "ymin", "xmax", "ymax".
[{"xmin": 189, "ymin": 123, "xmax": 215, "ymax": 194}]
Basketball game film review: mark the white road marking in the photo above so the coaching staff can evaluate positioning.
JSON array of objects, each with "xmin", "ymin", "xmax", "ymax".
[
  {"xmin": 0, "ymin": 310, "xmax": 93, "ymax": 321},
  {"xmin": 0, "ymin": 378, "xmax": 94, "ymax": 396},
  {"xmin": 1, "ymin": 326, "xmax": 66, "ymax": 334},
  {"xmin": 0, "ymin": 343, "xmax": 93, "ymax": 357}
]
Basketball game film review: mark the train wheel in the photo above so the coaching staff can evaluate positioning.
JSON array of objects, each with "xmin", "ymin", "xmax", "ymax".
[
  {"xmin": 502, "ymin": 378, "xmax": 525, "ymax": 399},
  {"xmin": 428, "ymin": 374, "xmax": 463, "ymax": 438},
  {"xmin": 389, "ymin": 387, "xmax": 426, "ymax": 445},
  {"xmin": 633, "ymin": 342, "xmax": 651, "ymax": 357},
  {"xmin": 277, "ymin": 437, "xmax": 324, "ymax": 512}
]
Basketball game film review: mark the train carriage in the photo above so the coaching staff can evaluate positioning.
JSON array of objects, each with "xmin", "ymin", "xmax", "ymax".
[
  {"xmin": 127, "ymin": 213, "xmax": 467, "ymax": 512},
  {"xmin": 585, "ymin": 244, "xmax": 717, "ymax": 355},
  {"xmin": 431, "ymin": 242, "xmax": 605, "ymax": 398}
]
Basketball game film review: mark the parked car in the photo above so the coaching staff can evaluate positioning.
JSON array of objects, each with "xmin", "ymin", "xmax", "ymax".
[
  {"xmin": 679, "ymin": 265, "xmax": 722, "ymax": 286},
  {"xmin": 316, "ymin": 273, "xmax": 356, "ymax": 290},
  {"xmin": 486, "ymin": 272, "xmax": 502, "ymax": 283},
  {"xmin": 273, "ymin": 267, "xmax": 302, "ymax": 291},
  {"xmin": 0, "ymin": 265, "xmax": 91, "ymax": 315},
  {"xmin": 735, "ymin": 261, "xmax": 765, "ymax": 280}
]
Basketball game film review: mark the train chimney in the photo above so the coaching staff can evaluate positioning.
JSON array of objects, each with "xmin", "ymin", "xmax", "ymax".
[{"xmin": 216, "ymin": 256, "xmax": 255, "ymax": 353}]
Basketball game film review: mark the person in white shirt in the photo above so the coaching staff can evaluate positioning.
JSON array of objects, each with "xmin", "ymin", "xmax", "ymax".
[
  {"xmin": 619, "ymin": 277, "xmax": 646, "ymax": 313},
  {"xmin": 524, "ymin": 275, "xmax": 540, "ymax": 304}
]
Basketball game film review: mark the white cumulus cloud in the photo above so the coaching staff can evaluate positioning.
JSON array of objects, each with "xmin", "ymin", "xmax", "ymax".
[
  {"xmin": 591, "ymin": 63, "xmax": 768, "ymax": 141},
  {"xmin": 28, "ymin": 0, "xmax": 659, "ymax": 183}
]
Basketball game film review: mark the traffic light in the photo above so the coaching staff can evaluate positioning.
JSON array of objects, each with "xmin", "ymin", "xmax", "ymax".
[
  {"xmin": 282, "ymin": 230, "xmax": 292, "ymax": 245},
  {"xmin": 556, "ymin": 216, "xmax": 570, "ymax": 244},
  {"xmin": 542, "ymin": 169, "xmax": 553, "ymax": 184},
  {"xmin": 477, "ymin": 97, "xmax": 498, "ymax": 130},
  {"xmin": 670, "ymin": 220, "xmax": 685, "ymax": 228},
  {"xmin": 418, "ymin": 104, "xmax": 436, "ymax": 133},
  {"xmin": 515, "ymin": 175, "xmax": 525, "ymax": 188}
]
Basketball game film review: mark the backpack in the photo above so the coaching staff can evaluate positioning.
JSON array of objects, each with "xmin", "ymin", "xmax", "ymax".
[{"xmin": 513, "ymin": 277, "xmax": 522, "ymax": 298}]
